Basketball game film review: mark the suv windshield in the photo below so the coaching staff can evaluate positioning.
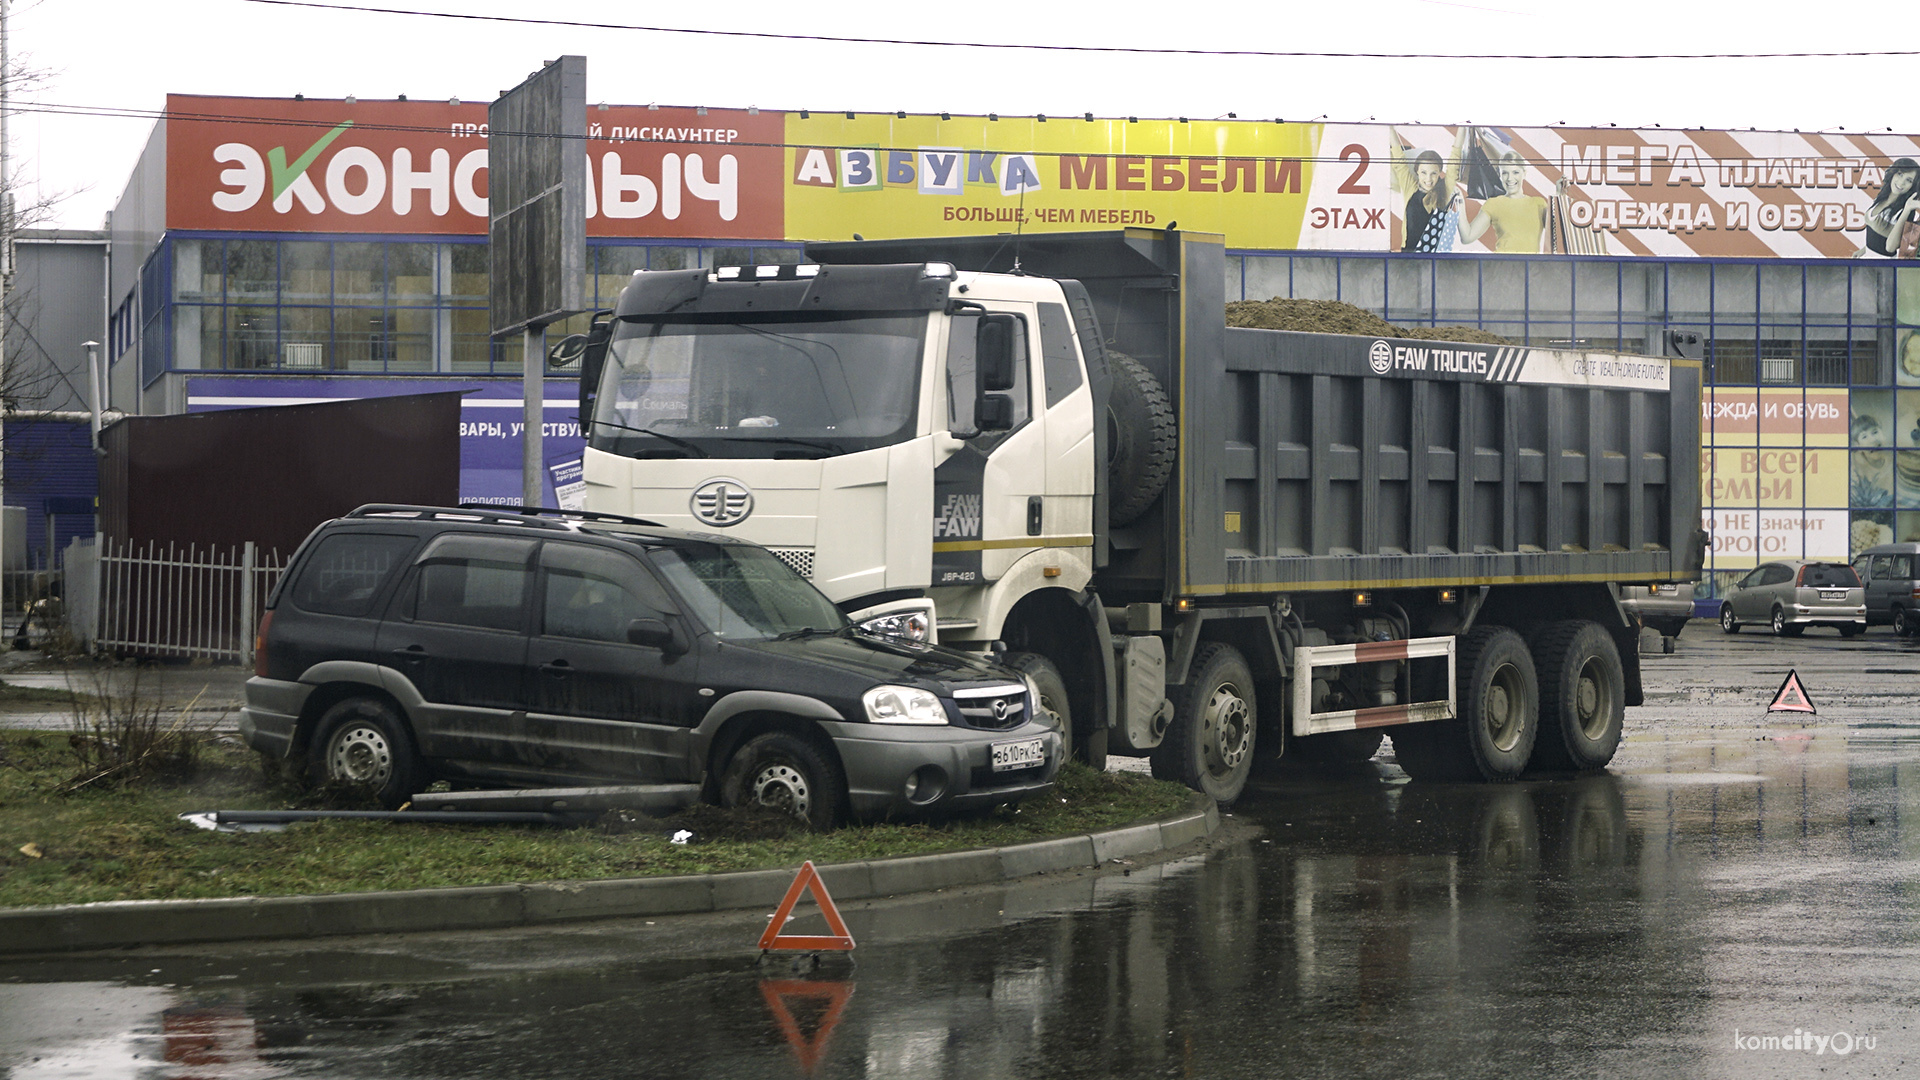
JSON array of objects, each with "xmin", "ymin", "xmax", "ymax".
[
  {"xmin": 592, "ymin": 313, "xmax": 928, "ymax": 458},
  {"xmin": 648, "ymin": 542, "xmax": 847, "ymax": 641},
  {"xmin": 1801, "ymin": 563, "xmax": 1860, "ymax": 588}
]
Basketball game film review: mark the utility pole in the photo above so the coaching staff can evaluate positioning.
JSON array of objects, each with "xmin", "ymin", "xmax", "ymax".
[{"xmin": 1, "ymin": 0, "xmax": 13, "ymax": 603}]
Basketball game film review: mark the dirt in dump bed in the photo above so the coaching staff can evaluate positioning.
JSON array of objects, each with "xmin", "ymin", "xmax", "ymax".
[{"xmin": 1226, "ymin": 298, "xmax": 1513, "ymax": 346}]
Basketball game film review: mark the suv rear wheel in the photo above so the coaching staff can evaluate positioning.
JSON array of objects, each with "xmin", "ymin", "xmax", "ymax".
[
  {"xmin": 1896, "ymin": 607, "xmax": 1915, "ymax": 637},
  {"xmin": 720, "ymin": 732, "xmax": 844, "ymax": 830},
  {"xmin": 309, "ymin": 697, "xmax": 421, "ymax": 809}
]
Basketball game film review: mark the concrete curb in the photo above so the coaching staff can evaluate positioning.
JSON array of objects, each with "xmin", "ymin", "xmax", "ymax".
[{"xmin": 0, "ymin": 795, "xmax": 1220, "ymax": 955}]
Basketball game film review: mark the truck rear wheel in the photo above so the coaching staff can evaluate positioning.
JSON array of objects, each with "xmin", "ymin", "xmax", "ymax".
[
  {"xmin": 1151, "ymin": 643, "xmax": 1256, "ymax": 806},
  {"xmin": 1106, "ymin": 351, "xmax": 1175, "ymax": 527},
  {"xmin": 1527, "ymin": 620, "xmax": 1624, "ymax": 772},
  {"xmin": 1393, "ymin": 625, "xmax": 1538, "ymax": 782}
]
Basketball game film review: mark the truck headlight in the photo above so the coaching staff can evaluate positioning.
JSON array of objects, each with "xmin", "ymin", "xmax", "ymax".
[
  {"xmin": 863, "ymin": 685, "xmax": 948, "ymax": 725},
  {"xmin": 858, "ymin": 610, "xmax": 931, "ymax": 643}
]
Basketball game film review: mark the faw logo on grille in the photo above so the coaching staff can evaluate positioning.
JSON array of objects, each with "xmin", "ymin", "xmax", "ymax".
[{"xmin": 691, "ymin": 478, "xmax": 754, "ymax": 527}]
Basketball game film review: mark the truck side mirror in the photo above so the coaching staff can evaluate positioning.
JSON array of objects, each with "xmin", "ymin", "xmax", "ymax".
[
  {"xmin": 569, "ymin": 312, "xmax": 617, "ymax": 434},
  {"xmin": 976, "ymin": 313, "xmax": 1018, "ymax": 392},
  {"xmin": 975, "ymin": 393, "xmax": 1014, "ymax": 432}
]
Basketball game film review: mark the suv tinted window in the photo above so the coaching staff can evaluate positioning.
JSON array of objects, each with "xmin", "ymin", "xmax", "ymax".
[
  {"xmin": 1894, "ymin": 555, "xmax": 1915, "ymax": 578},
  {"xmin": 540, "ymin": 542, "xmax": 677, "ymax": 644},
  {"xmin": 287, "ymin": 532, "xmax": 416, "ymax": 616},
  {"xmin": 413, "ymin": 535, "xmax": 534, "ymax": 632},
  {"xmin": 1801, "ymin": 563, "xmax": 1859, "ymax": 587},
  {"xmin": 1761, "ymin": 565, "xmax": 1794, "ymax": 586}
]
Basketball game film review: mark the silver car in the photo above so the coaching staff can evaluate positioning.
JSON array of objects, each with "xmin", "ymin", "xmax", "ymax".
[{"xmin": 1718, "ymin": 561, "xmax": 1866, "ymax": 637}]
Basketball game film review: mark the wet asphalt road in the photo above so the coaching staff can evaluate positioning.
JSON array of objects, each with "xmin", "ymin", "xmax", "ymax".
[{"xmin": 4, "ymin": 625, "xmax": 1919, "ymax": 1079}]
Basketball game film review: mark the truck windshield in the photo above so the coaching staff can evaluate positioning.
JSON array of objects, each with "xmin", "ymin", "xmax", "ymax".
[
  {"xmin": 648, "ymin": 543, "xmax": 847, "ymax": 641},
  {"xmin": 592, "ymin": 313, "xmax": 928, "ymax": 457}
]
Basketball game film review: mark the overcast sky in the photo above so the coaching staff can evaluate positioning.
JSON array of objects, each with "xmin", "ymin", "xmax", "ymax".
[{"xmin": 12, "ymin": 0, "xmax": 1917, "ymax": 230}]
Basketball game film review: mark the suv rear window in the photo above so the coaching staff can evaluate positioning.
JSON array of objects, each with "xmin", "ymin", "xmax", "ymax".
[
  {"xmin": 1801, "ymin": 563, "xmax": 1859, "ymax": 587},
  {"xmin": 287, "ymin": 533, "xmax": 417, "ymax": 616}
]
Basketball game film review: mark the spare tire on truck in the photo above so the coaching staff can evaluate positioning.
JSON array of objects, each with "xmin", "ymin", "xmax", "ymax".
[{"xmin": 1106, "ymin": 351, "xmax": 1175, "ymax": 526}]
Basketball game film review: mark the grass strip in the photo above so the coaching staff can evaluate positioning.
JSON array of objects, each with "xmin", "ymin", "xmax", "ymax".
[{"xmin": 0, "ymin": 730, "xmax": 1191, "ymax": 908}]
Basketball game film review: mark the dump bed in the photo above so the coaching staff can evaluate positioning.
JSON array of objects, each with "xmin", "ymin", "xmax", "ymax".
[{"xmin": 808, "ymin": 229, "xmax": 1705, "ymax": 603}]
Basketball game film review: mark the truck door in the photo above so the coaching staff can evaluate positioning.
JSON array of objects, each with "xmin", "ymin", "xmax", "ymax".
[{"xmin": 934, "ymin": 305, "xmax": 1046, "ymax": 585}]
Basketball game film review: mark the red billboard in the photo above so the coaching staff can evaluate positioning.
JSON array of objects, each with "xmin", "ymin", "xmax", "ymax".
[{"xmin": 164, "ymin": 95, "xmax": 784, "ymax": 238}]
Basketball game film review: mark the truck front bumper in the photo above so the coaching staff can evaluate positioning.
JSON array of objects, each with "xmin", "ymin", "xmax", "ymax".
[{"xmin": 820, "ymin": 720, "xmax": 1064, "ymax": 818}]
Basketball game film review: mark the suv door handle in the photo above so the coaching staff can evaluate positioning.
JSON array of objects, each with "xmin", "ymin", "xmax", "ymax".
[
  {"xmin": 540, "ymin": 659, "xmax": 572, "ymax": 677},
  {"xmin": 393, "ymin": 645, "xmax": 426, "ymax": 659}
]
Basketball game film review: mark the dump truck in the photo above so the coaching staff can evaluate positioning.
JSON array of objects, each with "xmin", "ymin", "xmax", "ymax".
[{"xmin": 557, "ymin": 228, "xmax": 1704, "ymax": 804}]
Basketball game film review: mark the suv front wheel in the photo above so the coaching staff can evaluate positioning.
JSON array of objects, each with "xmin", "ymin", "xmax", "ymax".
[
  {"xmin": 309, "ymin": 697, "xmax": 422, "ymax": 810},
  {"xmin": 720, "ymin": 732, "xmax": 844, "ymax": 830}
]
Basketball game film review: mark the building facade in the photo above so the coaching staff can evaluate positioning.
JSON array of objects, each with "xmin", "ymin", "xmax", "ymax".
[{"xmin": 88, "ymin": 97, "xmax": 1920, "ymax": 600}]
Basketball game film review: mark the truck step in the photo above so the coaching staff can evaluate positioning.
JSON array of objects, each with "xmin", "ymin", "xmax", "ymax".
[{"xmin": 409, "ymin": 784, "xmax": 702, "ymax": 814}]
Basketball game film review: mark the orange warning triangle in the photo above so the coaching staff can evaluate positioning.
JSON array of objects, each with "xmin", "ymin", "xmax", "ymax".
[
  {"xmin": 1768, "ymin": 669, "xmax": 1817, "ymax": 714},
  {"xmin": 759, "ymin": 979, "xmax": 854, "ymax": 1074},
  {"xmin": 758, "ymin": 861, "xmax": 855, "ymax": 951}
]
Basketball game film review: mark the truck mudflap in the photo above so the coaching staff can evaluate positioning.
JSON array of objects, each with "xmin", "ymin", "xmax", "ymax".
[{"xmin": 1291, "ymin": 636, "xmax": 1456, "ymax": 737}]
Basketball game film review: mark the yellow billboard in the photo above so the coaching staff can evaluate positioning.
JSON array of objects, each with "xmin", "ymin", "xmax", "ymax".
[{"xmin": 782, "ymin": 115, "xmax": 1326, "ymax": 248}]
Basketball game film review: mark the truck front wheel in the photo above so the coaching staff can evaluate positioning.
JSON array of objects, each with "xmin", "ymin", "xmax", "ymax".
[
  {"xmin": 1394, "ymin": 625, "xmax": 1538, "ymax": 782},
  {"xmin": 1151, "ymin": 643, "xmax": 1256, "ymax": 806},
  {"xmin": 1003, "ymin": 651, "xmax": 1104, "ymax": 770}
]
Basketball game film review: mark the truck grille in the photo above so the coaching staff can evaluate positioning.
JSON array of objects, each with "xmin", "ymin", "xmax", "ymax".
[
  {"xmin": 951, "ymin": 684, "xmax": 1030, "ymax": 731},
  {"xmin": 768, "ymin": 548, "xmax": 814, "ymax": 578}
]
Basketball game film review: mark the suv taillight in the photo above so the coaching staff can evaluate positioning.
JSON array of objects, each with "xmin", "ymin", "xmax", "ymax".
[
  {"xmin": 1795, "ymin": 566, "xmax": 1807, "ymax": 586},
  {"xmin": 254, "ymin": 609, "xmax": 274, "ymax": 677}
]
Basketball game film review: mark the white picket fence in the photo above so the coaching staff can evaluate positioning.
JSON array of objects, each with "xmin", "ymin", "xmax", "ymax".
[{"xmin": 85, "ymin": 536, "xmax": 288, "ymax": 664}]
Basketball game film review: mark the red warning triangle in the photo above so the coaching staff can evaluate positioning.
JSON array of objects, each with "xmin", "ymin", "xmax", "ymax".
[
  {"xmin": 758, "ymin": 861, "xmax": 855, "ymax": 951},
  {"xmin": 1768, "ymin": 669, "xmax": 1817, "ymax": 714},
  {"xmin": 760, "ymin": 979, "xmax": 854, "ymax": 1074}
]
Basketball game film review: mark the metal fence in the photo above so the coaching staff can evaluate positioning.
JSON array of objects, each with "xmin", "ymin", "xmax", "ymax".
[{"xmin": 95, "ymin": 537, "xmax": 287, "ymax": 663}]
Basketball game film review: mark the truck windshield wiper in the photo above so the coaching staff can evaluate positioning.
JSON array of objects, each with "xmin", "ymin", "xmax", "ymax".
[
  {"xmin": 593, "ymin": 420, "xmax": 710, "ymax": 458},
  {"xmin": 773, "ymin": 625, "xmax": 853, "ymax": 642},
  {"xmin": 719, "ymin": 435, "xmax": 845, "ymax": 457}
]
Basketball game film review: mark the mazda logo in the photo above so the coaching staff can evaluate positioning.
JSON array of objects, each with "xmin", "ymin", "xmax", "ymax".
[
  {"xmin": 992, "ymin": 698, "xmax": 1012, "ymax": 721},
  {"xmin": 690, "ymin": 478, "xmax": 754, "ymax": 527}
]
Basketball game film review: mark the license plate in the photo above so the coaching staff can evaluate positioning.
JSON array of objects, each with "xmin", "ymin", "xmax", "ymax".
[
  {"xmin": 1820, "ymin": 589, "xmax": 1846, "ymax": 601},
  {"xmin": 992, "ymin": 737, "xmax": 1045, "ymax": 772}
]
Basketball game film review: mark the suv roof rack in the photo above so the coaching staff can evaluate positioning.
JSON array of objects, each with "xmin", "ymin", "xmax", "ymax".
[
  {"xmin": 456, "ymin": 503, "xmax": 666, "ymax": 529},
  {"xmin": 344, "ymin": 504, "xmax": 575, "ymax": 530}
]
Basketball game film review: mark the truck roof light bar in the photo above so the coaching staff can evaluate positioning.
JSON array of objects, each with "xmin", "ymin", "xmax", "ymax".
[{"xmin": 707, "ymin": 263, "xmax": 825, "ymax": 283}]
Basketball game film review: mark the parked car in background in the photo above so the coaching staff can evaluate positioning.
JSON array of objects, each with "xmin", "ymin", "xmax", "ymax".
[
  {"xmin": 1619, "ymin": 581, "xmax": 1695, "ymax": 651},
  {"xmin": 1852, "ymin": 543, "xmax": 1920, "ymax": 636},
  {"xmin": 242, "ymin": 505, "xmax": 1063, "ymax": 827},
  {"xmin": 1717, "ymin": 561, "xmax": 1865, "ymax": 637}
]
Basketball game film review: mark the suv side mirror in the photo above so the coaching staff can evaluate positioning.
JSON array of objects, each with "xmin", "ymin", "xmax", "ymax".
[
  {"xmin": 627, "ymin": 617, "xmax": 685, "ymax": 653},
  {"xmin": 976, "ymin": 313, "xmax": 1018, "ymax": 392}
]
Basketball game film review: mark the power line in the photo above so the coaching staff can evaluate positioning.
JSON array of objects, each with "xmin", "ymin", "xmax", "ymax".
[
  {"xmin": 239, "ymin": 0, "xmax": 1920, "ymax": 61},
  {"xmin": 12, "ymin": 100, "xmax": 1915, "ymax": 168}
]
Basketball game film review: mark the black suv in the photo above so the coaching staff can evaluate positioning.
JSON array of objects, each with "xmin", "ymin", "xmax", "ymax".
[{"xmin": 242, "ymin": 505, "xmax": 1061, "ymax": 827}]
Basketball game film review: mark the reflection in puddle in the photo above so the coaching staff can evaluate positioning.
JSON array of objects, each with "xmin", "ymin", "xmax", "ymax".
[{"xmin": 1, "ymin": 729, "xmax": 1915, "ymax": 1079}]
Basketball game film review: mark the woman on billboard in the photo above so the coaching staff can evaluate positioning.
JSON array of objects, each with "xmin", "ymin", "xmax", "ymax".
[
  {"xmin": 1390, "ymin": 128, "xmax": 1466, "ymax": 252},
  {"xmin": 1856, "ymin": 158, "xmax": 1920, "ymax": 258},
  {"xmin": 1457, "ymin": 151, "xmax": 1569, "ymax": 254}
]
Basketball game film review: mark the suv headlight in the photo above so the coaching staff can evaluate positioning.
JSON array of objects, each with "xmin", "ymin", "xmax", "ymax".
[
  {"xmin": 857, "ymin": 609, "xmax": 931, "ymax": 643},
  {"xmin": 863, "ymin": 685, "xmax": 948, "ymax": 725}
]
